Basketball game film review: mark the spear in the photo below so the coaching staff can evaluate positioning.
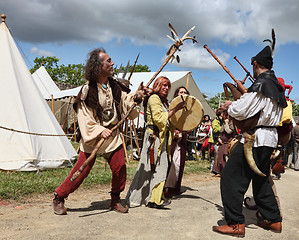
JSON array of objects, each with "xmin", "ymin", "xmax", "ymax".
[
  {"xmin": 71, "ymin": 23, "xmax": 197, "ymax": 181},
  {"xmin": 127, "ymin": 53, "xmax": 140, "ymax": 81},
  {"xmin": 122, "ymin": 60, "xmax": 130, "ymax": 79}
]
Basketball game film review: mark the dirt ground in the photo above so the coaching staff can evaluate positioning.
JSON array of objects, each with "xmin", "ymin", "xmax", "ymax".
[{"xmin": 1, "ymin": 168, "xmax": 299, "ymax": 240}]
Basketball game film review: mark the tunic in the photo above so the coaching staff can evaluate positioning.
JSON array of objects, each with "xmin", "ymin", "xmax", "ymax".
[
  {"xmin": 212, "ymin": 120, "xmax": 235, "ymax": 174},
  {"xmin": 77, "ymin": 81, "xmax": 139, "ymax": 154}
]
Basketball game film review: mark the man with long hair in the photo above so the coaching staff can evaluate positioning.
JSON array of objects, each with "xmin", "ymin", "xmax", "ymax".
[{"xmin": 53, "ymin": 48, "xmax": 145, "ymax": 214}]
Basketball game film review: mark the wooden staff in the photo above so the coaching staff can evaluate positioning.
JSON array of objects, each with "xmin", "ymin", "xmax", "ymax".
[
  {"xmin": 204, "ymin": 45, "xmax": 247, "ymax": 94},
  {"xmin": 71, "ymin": 23, "xmax": 197, "ymax": 181},
  {"xmin": 234, "ymin": 56, "xmax": 255, "ymax": 83},
  {"xmin": 125, "ymin": 119, "xmax": 128, "ymax": 146}
]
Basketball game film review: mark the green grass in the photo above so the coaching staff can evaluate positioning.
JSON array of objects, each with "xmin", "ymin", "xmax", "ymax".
[{"xmin": 0, "ymin": 149, "xmax": 210, "ymax": 201}]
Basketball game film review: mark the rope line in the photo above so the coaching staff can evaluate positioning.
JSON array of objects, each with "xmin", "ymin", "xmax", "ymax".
[{"xmin": 0, "ymin": 125, "xmax": 74, "ymax": 137}]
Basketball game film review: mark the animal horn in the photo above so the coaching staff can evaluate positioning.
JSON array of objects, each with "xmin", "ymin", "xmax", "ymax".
[{"xmin": 244, "ymin": 132, "xmax": 266, "ymax": 177}]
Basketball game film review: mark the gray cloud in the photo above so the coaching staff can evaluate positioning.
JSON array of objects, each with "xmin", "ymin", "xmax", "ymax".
[
  {"xmin": 30, "ymin": 47, "xmax": 54, "ymax": 57},
  {"xmin": 2, "ymin": 0, "xmax": 299, "ymax": 45},
  {"xmin": 1, "ymin": 0, "xmax": 298, "ymax": 71},
  {"xmin": 170, "ymin": 43, "xmax": 230, "ymax": 70}
]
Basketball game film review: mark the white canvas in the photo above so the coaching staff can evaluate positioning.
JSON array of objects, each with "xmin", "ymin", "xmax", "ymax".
[{"xmin": 0, "ymin": 18, "xmax": 77, "ymax": 171}]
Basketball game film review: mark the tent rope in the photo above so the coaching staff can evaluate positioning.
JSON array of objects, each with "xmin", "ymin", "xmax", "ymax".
[{"xmin": 0, "ymin": 125, "xmax": 73, "ymax": 137}]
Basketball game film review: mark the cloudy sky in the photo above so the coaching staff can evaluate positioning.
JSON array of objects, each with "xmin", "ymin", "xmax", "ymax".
[{"xmin": 1, "ymin": 0, "xmax": 299, "ymax": 101}]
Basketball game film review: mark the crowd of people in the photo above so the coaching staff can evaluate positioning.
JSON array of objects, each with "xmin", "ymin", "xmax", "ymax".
[{"xmin": 51, "ymin": 31, "xmax": 296, "ymax": 237}]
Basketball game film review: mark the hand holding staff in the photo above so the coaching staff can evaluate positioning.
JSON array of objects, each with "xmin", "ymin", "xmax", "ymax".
[{"xmin": 71, "ymin": 23, "xmax": 197, "ymax": 181}]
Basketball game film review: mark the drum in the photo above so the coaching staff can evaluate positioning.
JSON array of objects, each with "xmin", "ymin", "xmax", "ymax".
[{"xmin": 169, "ymin": 95, "xmax": 203, "ymax": 132}]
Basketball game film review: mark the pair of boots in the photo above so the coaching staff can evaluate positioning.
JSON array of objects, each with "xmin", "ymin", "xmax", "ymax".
[{"xmin": 52, "ymin": 192, "xmax": 128, "ymax": 215}]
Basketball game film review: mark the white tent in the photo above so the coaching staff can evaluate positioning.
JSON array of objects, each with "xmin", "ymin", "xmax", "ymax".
[
  {"xmin": 32, "ymin": 66, "xmax": 81, "ymax": 100},
  {"xmin": 32, "ymin": 66, "xmax": 80, "ymax": 130},
  {"xmin": 117, "ymin": 71, "xmax": 215, "ymax": 128},
  {"xmin": 0, "ymin": 15, "xmax": 77, "ymax": 171},
  {"xmin": 32, "ymin": 66, "xmax": 61, "ymax": 99}
]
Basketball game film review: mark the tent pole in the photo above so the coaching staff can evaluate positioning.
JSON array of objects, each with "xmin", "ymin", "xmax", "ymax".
[
  {"xmin": 125, "ymin": 119, "xmax": 128, "ymax": 145},
  {"xmin": 136, "ymin": 109, "xmax": 140, "ymax": 131},
  {"xmin": 131, "ymin": 119, "xmax": 141, "ymax": 157},
  {"xmin": 51, "ymin": 94, "xmax": 54, "ymax": 113},
  {"xmin": 185, "ymin": 72, "xmax": 190, "ymax": 89},
  {"xmin": 129, "ymin": 120, "xmax": 134, "ymax": 161},
  {"xmin": 121, "ymin": 134, "xmax": 129, "ymax": 164},
  {"xmin": 62, "ymin": 97, "xmax": 72, "ymax": 134},
  {"xmin": 193, "ymin": 134, "xmax": 199, "ymax": 161}
]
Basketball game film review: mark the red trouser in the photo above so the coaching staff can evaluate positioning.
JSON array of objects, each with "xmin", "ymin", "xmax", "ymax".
[{"xmin": 55, "ymin": 146, "xmax": 126, "ymax": 199}]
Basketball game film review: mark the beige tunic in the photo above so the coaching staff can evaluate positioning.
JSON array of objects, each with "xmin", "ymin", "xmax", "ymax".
[{"xmin": 77, "ymin": 81, "xmax": 139, "ymax": 154}]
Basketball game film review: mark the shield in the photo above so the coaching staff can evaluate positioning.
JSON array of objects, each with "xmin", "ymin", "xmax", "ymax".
[{"xmin": 169, "ymin": 95, "xmax": 203, "ymax": 132}]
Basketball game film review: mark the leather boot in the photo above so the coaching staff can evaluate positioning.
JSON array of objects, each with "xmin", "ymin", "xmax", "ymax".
[
  {"xmin": 212, "ymin": 223, "xmax": 245, "ymax": 238},
  {"xmin": 109, "ymin": 192, "xmax": 128, "ymax": 213},
  {"xmin": 52, "ymin": 192, "xmax": 67, "ymax": 215},
  {"xmin": 257, "ymin": 219, "xmax": 282, "ymax": 233}
]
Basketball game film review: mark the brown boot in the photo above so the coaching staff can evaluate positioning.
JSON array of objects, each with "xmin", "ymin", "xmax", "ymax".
[
  {"xmin": 109, "ymin": 192, "xmax": 128, "ymax": 213},
  {"xmin": 212, "ymin": 223, "xmax": 245, "ymax": 238},
  {"xmin": 52, "ymin": 193, "xmax": 67, "ymax": 215},
  {"xmin": 257, "ymin": 219, "xmax": 282, "ymax": 233}
]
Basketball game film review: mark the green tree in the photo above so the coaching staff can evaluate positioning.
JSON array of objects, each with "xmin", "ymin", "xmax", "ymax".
[
  {"xmin": 30, "ymin": 56, "xmax": 85, "ymax": 85},
  {"xmin": 114, "ymin": 64, "xmax": 151, "ymax": 74},
  {"xmin": 207, "ymin": 91, "xmax": 234, "ymax": 110},
  {"xmin": 56, "ymin": 63, "xmax": 84, "ymax": 85},
  {"xmin": 292, "ymin": 102, "xmax": 299, "ymax": 116},
  {"xmin": 30, "ymin": 56, "xmax": 61, "ymax": 82}
]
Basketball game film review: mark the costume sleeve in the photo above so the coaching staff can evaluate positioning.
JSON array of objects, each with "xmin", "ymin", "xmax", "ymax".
[
  {"xmin": 120, "ymin": 91, "xmax": 140, "ymax": 120},
  {"xmin": 228, "ymin": 92, "xmax": 266, "ymax": 121},
  {"xmin": 212, "ymin": 119, "xmax": 221, "ymax": 133},
  {"xmin": 77, "ymin": 101, "xmax": 105, "ymax": 147},
  {"xmin": 221, "ymin": 121, "xmax": 234, "ymax": 134},
  {"xmin": 148, "ymin": 94, "xmax": 168, "ymax": 134}
]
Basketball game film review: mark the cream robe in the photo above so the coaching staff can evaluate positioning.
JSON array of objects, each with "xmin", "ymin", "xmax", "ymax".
[
  {"xmin": 78, "ymin": 81, "xmax": 139, "ymax": 154},
  {"xmin": 126, "ymin": 94, "xmax": 173, "ymax": 206}
]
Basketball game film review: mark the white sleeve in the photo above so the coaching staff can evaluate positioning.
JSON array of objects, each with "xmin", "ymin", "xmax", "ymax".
[{"xmin": 228, "ymin": 92, "xmax": 266, "ymax": 121}]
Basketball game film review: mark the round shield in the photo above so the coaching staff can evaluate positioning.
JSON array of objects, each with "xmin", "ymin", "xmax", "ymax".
[{"xmin": 169, "ymin": 95, "xmax": 204, "ymax": 131}]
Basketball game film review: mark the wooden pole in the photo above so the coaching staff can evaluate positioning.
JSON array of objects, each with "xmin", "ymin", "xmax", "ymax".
[
  {"xmin": 121, "ymin": 134, "xmax": 129, "ymax": 164},
  {"xmin": 131, "ymin": 119, "xmax": 141, "ymax": 157},
  {"xmin": 129, "ymin": 120, "xmax": 134, "ymax": 161},
  {"xmin": 186, "ymin": 72, "xmax": 189, "ymax": 89},
  {"xmin": 62, "ymin": 97, "xmax": 72, "ymax": 134},
  {"xmin": 73, "ymin": 96, "xmax": 77, "ymax": 142},
  {"xmin": 51, "ymin": 94, "xmax": 54, "ymax": 113},
  {"xmin": 194, "ymin": 136, "xmax": 199, "ymax": 161},
  {"xmin": 70, "ymin": 24, "xmax": 198, "ymax": 181},
  {"xmin": 125, "ymin": 119, "xmax": 128, "ymax": 144},
  {"xmin": 136, "ymin": 109, "xmax": 140, "ymax": 130}
]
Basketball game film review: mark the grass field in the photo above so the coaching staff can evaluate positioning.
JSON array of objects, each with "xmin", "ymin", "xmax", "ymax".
[{"xmin": 0, "ymin": 144, "xmax": 210, "ymax": 201}]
